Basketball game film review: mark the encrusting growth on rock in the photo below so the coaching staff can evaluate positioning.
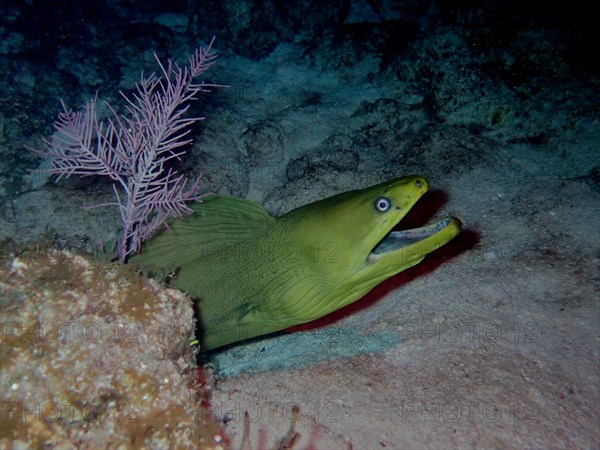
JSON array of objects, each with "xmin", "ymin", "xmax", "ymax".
[{"xmin": 0, "ymin": 249, "xmax": 225, "ymax": 448}]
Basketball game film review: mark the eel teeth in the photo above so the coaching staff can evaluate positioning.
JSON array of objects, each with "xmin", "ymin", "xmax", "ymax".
[{"xmin": 371, "ymin": 218, "xmax": 453, "ymax": 256}]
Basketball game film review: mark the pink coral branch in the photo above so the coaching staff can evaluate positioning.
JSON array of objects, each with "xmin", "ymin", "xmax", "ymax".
[{"xmin": 29, "ymin": 38, "xmax": 220, "ymax": 262}]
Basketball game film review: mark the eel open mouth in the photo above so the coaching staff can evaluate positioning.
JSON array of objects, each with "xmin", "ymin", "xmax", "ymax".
[{"xmin": 370, "ymin": 217, "xmax": 460, "ymax": 258}]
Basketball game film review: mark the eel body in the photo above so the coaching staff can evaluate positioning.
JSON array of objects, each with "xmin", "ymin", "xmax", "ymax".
[{"xmin": 132, "ymin": 176, "xmax": 461, "ymax": 350}]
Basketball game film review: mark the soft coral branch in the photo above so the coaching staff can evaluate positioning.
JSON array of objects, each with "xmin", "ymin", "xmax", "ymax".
[{"xmin": 30, "ymin": 38, "xmax": 219, "ymax": 261}]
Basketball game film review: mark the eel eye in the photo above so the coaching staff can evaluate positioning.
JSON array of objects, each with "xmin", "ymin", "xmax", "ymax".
[{"xmin": 375, "ymin": 197, "xmax": 392, "ymax": 212}]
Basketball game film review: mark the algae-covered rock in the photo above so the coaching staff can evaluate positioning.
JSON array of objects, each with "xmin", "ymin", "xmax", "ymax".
[{"xmin": 0, "ymin": 250, "xmax": 225, "ymax": 449}]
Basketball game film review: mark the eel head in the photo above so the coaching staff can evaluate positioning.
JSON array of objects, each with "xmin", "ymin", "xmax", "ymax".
[{"xmin": 278, "ymin": 175, "xmax": 461, "ymax": 316}]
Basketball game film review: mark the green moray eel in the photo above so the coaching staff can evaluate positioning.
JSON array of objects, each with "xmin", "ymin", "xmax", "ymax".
[{"xmin": 132, "ymin": 175, "xmax": 461, "ymax": 351}]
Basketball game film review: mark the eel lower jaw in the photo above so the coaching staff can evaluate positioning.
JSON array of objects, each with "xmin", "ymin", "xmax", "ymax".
[{"xmin": 368, "ymin": 217, "xmax": 461, "ymax": 262}]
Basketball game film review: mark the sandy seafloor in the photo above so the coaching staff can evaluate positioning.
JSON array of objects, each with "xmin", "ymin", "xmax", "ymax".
[{"xmin": 1, "ymin": 1, "xmax": 598, "ymax": 448}]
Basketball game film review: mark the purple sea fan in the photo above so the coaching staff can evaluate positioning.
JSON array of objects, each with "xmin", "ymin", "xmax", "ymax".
[{"xmin": 30, "ymin": 38, "xmax": 219, "ymax": 262}]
